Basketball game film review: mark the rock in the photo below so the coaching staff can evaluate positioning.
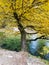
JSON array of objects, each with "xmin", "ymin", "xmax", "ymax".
[
  {"xmin": 0, "ymin": 49, "xmax": 47, "ymax": 65},
  {"xmin": 44, "ymin": 53, "xmax": 49, "ymax": 60}
]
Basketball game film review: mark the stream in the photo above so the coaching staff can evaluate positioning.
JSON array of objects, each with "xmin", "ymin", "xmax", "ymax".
[{"xmin": 29, "ymin": 34, "xmax": 49, "ymax": 60}]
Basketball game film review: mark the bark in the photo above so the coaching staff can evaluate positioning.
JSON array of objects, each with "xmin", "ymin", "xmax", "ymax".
[
  {"xmin": 21, "ymin": 31, "xmax": 27, "ymax": 51},
  {"xmin": 13, "ymin": 12, "xmax": 27, "ymax": 51}
]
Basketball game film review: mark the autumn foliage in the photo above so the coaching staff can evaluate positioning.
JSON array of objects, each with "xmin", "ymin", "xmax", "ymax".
[{"xmin": 0, "ymin": 0, "xmax": 49, "ymax": 50}]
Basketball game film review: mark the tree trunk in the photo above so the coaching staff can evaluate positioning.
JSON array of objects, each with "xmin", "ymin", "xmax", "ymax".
[
  {"xmin": 13, "ymin": 12, "xmax": 27, "ymax": 51},
  {"xmin": 21, "ymin": 31, "xmax": 26, "ymax": 51}
]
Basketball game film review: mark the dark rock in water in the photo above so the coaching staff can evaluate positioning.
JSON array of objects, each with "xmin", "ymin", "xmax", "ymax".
[
  {"xmin": 44, "ymin": 53, "xmax": 49, "ymax": 60},
  {"xmin": 29, "ymin": 48, "xmax": 37, "ymax": 54}
]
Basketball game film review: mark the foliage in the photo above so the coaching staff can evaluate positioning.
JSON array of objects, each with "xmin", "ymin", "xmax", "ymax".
[
  {"xmin": 37, "ymin": 39, "xmax": 49, "ymax": 56},
  {"xmin": 0, "ymin": 0, "xmax": 49, "ymax": 51},
  {"xmin": 0, "ymin": 0, "xmax": 49, "ymax": 36},
  {"xmin": 37, "ymin": 39, "xmax": 45, "ymax": 52},
  {"xmin": 0, "ymin": 35, "xmax": 21, "ymax": 51}
]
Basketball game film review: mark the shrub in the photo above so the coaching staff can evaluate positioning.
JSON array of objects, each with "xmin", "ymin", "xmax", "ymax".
[{"xmin": 1, "ymin": 35, "xmax": 21, "ymax": 51}]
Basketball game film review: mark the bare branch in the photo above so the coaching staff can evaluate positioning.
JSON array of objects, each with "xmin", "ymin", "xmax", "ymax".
[{"xmin": 27, "ymin": 35, "xmax": 46, "ymax": 41}]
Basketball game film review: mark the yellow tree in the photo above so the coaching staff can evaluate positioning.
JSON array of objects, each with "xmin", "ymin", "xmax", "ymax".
[{"xmin": 0, "ymin": 0, "xmax": 49, "ymax": 51}]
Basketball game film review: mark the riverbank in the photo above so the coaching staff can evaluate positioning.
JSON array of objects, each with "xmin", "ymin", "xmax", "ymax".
[{"xmin": 0, "ymin": 48, "xmax": 49, "ymax": 65}]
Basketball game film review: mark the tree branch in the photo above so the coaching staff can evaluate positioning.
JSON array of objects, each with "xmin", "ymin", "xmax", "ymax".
[
  {"xmin": 19, "ymin": 0, "xmax": 48, "ymax": 17},
  {"xmin": 32, "ymin": 0, "xmax": 48, "ymax": 7},
  {"xmin": 26, "ymin": 32, "xmax": 38, "ymax": 34},
  {"xmin": 27, "ymin": 35, "xmax": 49, "ymax": 41}
]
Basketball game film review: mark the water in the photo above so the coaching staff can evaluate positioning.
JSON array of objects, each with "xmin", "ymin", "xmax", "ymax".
[
  {"xmin": 29, "ymin": 34, "xmax": 49, "ymax": 60},
  {"xmin": 29, "ymin": 40, "xmax": 38, "ymax": 54},
  {"xmin": 29, "ymin": 34, "xmax": 40, "ymax": 55},
  {"xmin": 45, "ymin": 40, "xmax": 49, "ymax": 47}
]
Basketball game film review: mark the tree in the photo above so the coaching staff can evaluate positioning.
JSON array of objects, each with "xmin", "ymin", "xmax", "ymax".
[{"xmin": 0, "ymin": 0, "xmax": 49, "ymax": 51}]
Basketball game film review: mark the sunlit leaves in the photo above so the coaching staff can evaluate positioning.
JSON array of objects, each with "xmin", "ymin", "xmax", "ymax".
[{"xmin": 0, "ymin": 0, "xmax": 49, "ymax": 36}]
